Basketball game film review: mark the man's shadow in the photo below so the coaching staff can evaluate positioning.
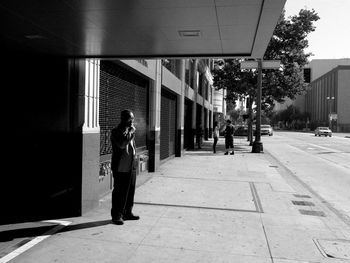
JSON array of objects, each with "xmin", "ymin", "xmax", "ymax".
[{"xmin": 0, "ymin": 219, "xmax": 112, "ymax": 242}]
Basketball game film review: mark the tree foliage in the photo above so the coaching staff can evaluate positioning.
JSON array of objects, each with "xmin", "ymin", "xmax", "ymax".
[
  {"xmin": 271, "ymin": 105, "xmax": 310, "ymax": 130},
  {"xmin": 212, "ymin": 9, "xmax": 320, "ymax": 113}
]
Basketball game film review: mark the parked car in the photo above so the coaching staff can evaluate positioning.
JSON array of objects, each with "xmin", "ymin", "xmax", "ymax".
[
  {"xmin": 234, "ymin": 125, "xmax": 248, "ymax": 136},
  {"xmin": 261, "ymin": 125, "xmax": 273, "ymax": 136},
  {"xmin": 314, "ymin": 127, "xmax": 332, "ymax": 137}
]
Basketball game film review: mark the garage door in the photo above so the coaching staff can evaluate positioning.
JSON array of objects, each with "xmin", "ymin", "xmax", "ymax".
[{"xmin": 160, "ymin": 89, "xmax": 177, "ymax": 160}]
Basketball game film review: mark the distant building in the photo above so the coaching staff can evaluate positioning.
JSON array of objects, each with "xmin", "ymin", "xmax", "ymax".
[
  {"xmin": 305, "ymin": 65, "xmax": 350, "ymax": 132},
  {"xmin": 274, "ymin": 59, "xmax": 350, "ymax": 132},
  {"xmin": 306, "ymin": 59, "xmax": 350, "ymax": 81}
]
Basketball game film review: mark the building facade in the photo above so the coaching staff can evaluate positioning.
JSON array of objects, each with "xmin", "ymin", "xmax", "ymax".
[
  {"xmin": 97, "ymin": 58, "xmax": 215, "ymax": 197},
  {"xmin": 2, "ymin": 55, "xmax": 214, "ymax": 224},
  {"xmin": 273, "ymin": 59, "xmax": 350, "ymax": 131},
  {"xmin": 305, "ymin": 65, "xmax": 350, "ymax": 132}
]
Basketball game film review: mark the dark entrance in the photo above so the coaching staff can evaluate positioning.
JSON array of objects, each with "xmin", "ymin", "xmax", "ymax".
[
  {"xmin": 184, "ymin": 98, "xmax": 193, "ymax": 149},
  {"xmin": 160, "ymin": 88, "xmax": 177, "ymax": 160}
]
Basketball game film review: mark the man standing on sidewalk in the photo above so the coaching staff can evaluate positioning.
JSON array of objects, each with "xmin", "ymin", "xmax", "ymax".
[
  {"xmin": 110, "ymin": 109, "xmax": 140, "ymax": 225},
  {"xmin": 224, "ymin": 119, "xmax": 235, "ymax": 155}
]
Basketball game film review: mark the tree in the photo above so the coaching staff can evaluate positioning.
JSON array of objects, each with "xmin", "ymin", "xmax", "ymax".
[
  {"xmin": 271, "ymin": 105, "xmax": 311, "ymax": 130},
  {"xmin": 213, "ymin": 59, "xmax": 257, "ymax": 142},
  {"xmin": 213, "ymin": 9, "xmax": 320, "ymax": 115},
  {"xmin": 226, "ymin": 101, "xmax": 247, "ymax": 125}
]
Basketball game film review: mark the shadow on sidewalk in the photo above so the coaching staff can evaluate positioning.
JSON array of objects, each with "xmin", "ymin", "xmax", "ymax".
[
  {"xmin": 0, "ymin": 220, "xmax": 111, "ymax": 242},
  {"xmin": 185, "ymin": 137, "xmax": 251, "ymax": 156}
]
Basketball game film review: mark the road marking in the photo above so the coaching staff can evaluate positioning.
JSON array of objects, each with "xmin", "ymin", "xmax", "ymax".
[
  {"xmin": 0, "ymin": 220, "xmax": 71, "ymax": 263},
  {"xmin": 306, "ymin": 142, "xmax": 342, "ymax": 153}
]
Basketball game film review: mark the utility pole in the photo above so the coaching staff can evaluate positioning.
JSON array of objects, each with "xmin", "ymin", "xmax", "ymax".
[
  {"xmin": 326, "ymin": 96, "xmax": 335, "ymax": 129},
  {"xmin": 252, "ymin": 59, "xmax": 263, "ymax": 153},
  {"xmin": 240, "ymin": 59, "xmax": 280, "ymax": 154}
]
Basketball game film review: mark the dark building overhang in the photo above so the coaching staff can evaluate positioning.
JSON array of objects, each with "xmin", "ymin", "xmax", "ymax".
[{"xmin": 1, "ymin": 0, "xmax": 286, "ymax": 58}]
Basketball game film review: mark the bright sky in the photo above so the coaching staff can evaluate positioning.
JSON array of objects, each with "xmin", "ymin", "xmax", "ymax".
[{"xmin": 284, "ymin": 0, "xmax": 350, "ymax": 59}]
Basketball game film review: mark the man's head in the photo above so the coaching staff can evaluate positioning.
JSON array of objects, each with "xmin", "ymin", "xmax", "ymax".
[{"xmin": 121, "ymin": 109, "xmax": 134, "ymax": 126}]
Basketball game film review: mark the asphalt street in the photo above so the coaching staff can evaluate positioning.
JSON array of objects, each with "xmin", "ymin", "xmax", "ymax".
[{"xmin": 262, "ymin": 131, "xmax": 350, "ymax": 225}]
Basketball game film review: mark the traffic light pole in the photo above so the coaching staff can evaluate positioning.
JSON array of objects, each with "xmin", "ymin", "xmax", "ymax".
[{"xmin": 252, "ymin": 59, "xmax": 263, "ymax": 153}]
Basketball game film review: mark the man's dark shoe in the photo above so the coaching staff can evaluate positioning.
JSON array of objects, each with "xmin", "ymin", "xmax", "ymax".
[
  {"xmin": 123, "ymin": 213, "xmax": 140, "ymax": 221},
  {"xmin": 112, "ymin": 217, "xmax": 124, "ymax": 225},
  {"xmin": 224, "ymin": 152, "xmax": 228, "ymax": 155},
  {"xmin": 230, "ymin": 152, "xmax": 234, "ymax": 155}
]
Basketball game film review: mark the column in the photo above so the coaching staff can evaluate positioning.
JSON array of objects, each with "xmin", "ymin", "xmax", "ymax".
[
  {"xmin": 190, "ymin": 59, "xmax": 198, "ymax": 149},
  {"xmin": 148, "ymin": 60, "xmax": 162, "ymax": 172},
  {"xmin": 77, "ymin": 59, "xmax": 101, "ymax": 213},
  {"xmin": 204, "ymin": 80, "xmax": 210, "ymax": 140},
  {"xmin": 176, "ymin": 60, "xmax": 186, "ymax": 157}
]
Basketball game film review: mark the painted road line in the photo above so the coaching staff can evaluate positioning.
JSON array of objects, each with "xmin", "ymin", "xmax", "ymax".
[{"xmin": 0, "ymin": 220, "xmax": 71, "ymax": 263}]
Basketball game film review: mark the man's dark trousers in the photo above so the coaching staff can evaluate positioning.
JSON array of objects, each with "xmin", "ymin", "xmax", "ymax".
[{"xmin": 111, "ymin": 170, "xmax": 136, "ymax": 219}]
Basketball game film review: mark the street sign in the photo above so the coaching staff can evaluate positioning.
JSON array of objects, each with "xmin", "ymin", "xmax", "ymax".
[
  {"xmin": 240, "ymin": 61, "xmax": 258, "ymax": 69},
  {"xmin": 240, "ymin": 60, "xmax": 281, "ymax": 69},
  {"xmin": 262, "ymin": 60, "xmax": 281, "ymax": 69}
]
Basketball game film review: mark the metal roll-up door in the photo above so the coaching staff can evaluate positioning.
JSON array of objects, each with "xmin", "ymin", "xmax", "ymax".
[
  {"xmin": 100, "ymin": 61, "xmax": 148, "ymax": 156},
  {"xmin": 160, "ymin": 89, "xmax": 177, "ymax": 160}
]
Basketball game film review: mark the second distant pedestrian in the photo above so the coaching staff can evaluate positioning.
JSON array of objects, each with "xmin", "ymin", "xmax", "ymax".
[
  {"xmin": 213, "ymin": 121, "xmax": 219, "ymax": 153},
  {"xmin": 224, "ymin": 119, "xmax": 235, "ymax": 155},
  {"xmin": 196, "ymin": 124, "xmax": 203, "ymax": 149}
]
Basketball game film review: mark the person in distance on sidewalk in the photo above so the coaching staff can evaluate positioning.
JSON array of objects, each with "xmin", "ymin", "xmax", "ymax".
[
  {"xmin": 224, "ymin": 119, "xmax": 235, "ymax": 155},
  {"xmin": 213, "ymin": 121, "xmax": 219, "ymax": 153},
  {"xmin": 196, "ymin": 124, "xmax": 203, "ymax": 149},
  {"xmin": 110, "ymin": 109, "xmax": 140, "ymax": 225}
]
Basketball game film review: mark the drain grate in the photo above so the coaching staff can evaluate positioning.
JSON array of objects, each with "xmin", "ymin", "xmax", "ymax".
[
  {"xmin": 314, "ymin": 239, "xmax": 350, "ymax": 260},
  {"xmin": 293, "ymin": 194, "xmax": 311, "ymax": 198},
  {"xmin": 299, "ymin": 209, "xmax": 326, "ymax": 217},
  {"xmin": 292, "ymin": 200, "xmax": 315, "ymax": 206}
]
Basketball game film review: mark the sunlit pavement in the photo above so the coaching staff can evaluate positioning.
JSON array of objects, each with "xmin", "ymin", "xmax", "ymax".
[{"xmin": 1, "ymin": 137, "xmax": 350, "ymax": 263}]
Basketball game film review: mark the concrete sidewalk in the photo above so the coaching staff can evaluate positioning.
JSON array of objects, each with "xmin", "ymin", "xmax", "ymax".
[{"xmin": 1, "ymin": 137, "xmax": 350, "ymax": 262}]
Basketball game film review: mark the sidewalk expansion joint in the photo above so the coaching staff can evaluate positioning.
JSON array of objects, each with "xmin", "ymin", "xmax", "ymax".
[
  {"xmin": 134, "ymin": 202, "xmax": 262, "ymax": 213},
  {"xmin": 151, "ymin": 175, "xmax": 256, "ymax": 183},
  {"xmin": 135, "ymin": 182, "xmax": 263, "ymax": 214},
  {"xmin": 249, "ymin": 182, "xmax": 264, "ymax": 213}
]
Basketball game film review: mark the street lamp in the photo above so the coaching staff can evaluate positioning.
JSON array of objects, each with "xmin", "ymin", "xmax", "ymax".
[{"xmin": 326, "ymin": 96, "xmax": 335, "ymax": 129}]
